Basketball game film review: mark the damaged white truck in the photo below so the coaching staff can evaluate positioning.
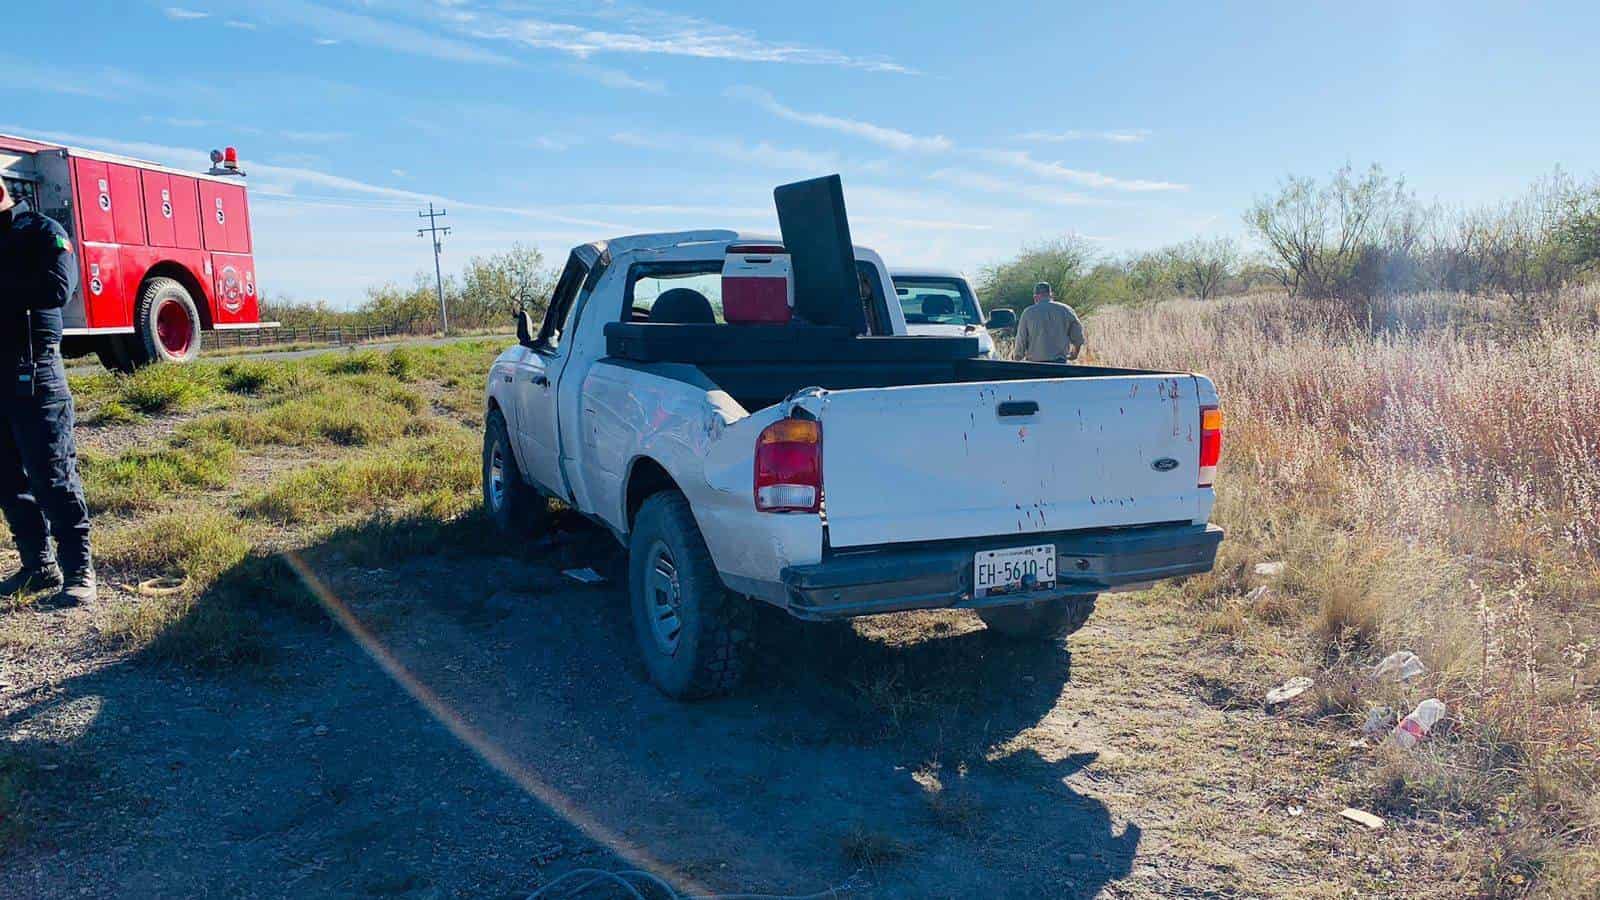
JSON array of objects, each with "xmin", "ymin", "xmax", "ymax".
[{"xmin": 482, "ymin": 177, "xmax": 1223, "ymax": 698}]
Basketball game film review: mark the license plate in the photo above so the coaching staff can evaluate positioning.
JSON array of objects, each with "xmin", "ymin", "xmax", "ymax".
[{"xmin": 973, "ymin": 544, "xmax": 1057, "ymax": 598}]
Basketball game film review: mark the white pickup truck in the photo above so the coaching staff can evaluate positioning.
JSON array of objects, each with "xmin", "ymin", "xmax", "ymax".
[
  {"xmin": 482, "ymin": 229, "xmax": 1223, "ymax": 698},
  {"xmin": 892, "ymin": 269, "xmax": 1015, "ymax": 358}
]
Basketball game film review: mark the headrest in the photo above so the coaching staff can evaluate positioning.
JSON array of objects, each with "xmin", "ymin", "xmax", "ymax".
[
  {"xmin": 919, "ymin": 293, "xmax": 954, "ymax": 316},
  {"xmin": 648, "ymin": 288, "xmax": 716, "ymax": 324}
]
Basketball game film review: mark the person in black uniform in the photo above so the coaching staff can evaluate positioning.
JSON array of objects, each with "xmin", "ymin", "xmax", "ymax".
[{"xmin": 0, "ymin": 178, "xmax": 95, "ymax": 606}]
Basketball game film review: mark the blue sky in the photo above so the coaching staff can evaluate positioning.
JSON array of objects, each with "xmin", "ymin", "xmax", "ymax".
[{"xmin": 2, "ymin": 1, "xmax": 1596, "ymax": 305}]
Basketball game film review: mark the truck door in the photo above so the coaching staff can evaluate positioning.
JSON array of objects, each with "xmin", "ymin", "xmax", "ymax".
[{"xmin": 511, "ymin": 250, "xmax": 594, "ymax": 499}]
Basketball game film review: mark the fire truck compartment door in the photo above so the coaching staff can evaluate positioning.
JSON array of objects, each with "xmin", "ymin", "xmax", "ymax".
[
  {"xmin": 73, "ymin": 159, "xmax": 114, "ymax": 244},
  {"xmin": 199, "ymin": 181, "xmax": 248, "ymax": 253},
  {"xmin": 78, "ymin": 244, "xmax": 121, "ymax": 329},
  {"xmin": 107, "ymin": 163, "xmax": 144, "ymax": 246},
  {"xmin": 142, "ymin": 172, "xmax": 175, "ymax": 247},
  {"xmin": 168, "ymin": 176, "xmax": 202, "ymax": 249}
]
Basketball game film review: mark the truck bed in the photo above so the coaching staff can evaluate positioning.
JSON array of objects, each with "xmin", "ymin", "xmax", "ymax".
[{"xmin": 602, "ymin": 321, "xmax": 1172, "ymax": 412}]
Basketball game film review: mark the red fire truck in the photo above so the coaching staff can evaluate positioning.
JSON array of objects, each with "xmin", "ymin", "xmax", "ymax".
[{"xmin": 0, "ymin": 132, "xmax": 270, "ymax": 370}]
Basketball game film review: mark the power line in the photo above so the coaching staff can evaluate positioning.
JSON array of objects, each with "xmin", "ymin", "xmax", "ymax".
[{"xmin": 417, "ymin": 202, "xmax": 452, "ymax": 334}]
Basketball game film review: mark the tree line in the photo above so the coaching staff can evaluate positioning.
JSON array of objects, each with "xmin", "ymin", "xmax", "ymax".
[
  {"xmin": 977, "ymin": 164, "xmax": 1600, "ymax": 316},
  {"xmin": 264, "ymin": 165, "xmax": 1600, "ymax": 333},
  {"xmin": 260, "ymin": 243, "xmax": 557, "ymax": 334}
]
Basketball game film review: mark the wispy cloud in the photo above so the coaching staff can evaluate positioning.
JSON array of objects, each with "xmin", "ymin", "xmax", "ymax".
[
  {"xmin": 929, "ymin": 168, "xmax": 1101, "ymax": 206},
  {"xmin": 447, "ymin": 2, "xmax": 909, "ymax": 73},
  {"xmin": 162, "ymin": 6, "xmax": 210, "ymax": 20},
  {"xmin": 0, "ymin": 125, "xmax": 621, "ymax": 229},
  {"xmin": 725, "ymin": 86, "xmax": 950, "ymax": 152},
  {"xmin": 611, "ymin": 131, "xmax": 837, "ymax": 173},
  {"xmin": 0, "ymin": 54, "xmax": 210, "ymax": 103},
  {"xmin": 975, "ymin": 149, "xmax": 1186, "ymax": 192},
  {"xmin": 1016, "ymin": 129, "xmax": 1152, "ymax": 144},
  {"xmin": 224, "ymin": 19, "xmax": 258, "ymax": 30},
  {"xmin": 528, "ymin": 136, "xmax": 580, "ymax": 152},
  {"xmin": 566, "ymin": 63, "xmax": 666, "ymax": 95},
  {"xmin": 254, "ymin": 0, "xmax": 511, "ymax": 65}
]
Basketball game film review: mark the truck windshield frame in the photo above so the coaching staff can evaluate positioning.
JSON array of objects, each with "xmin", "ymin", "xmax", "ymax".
[{"xmin": 536, "ymin": 253, "xmax": 592, "ymax": 353}]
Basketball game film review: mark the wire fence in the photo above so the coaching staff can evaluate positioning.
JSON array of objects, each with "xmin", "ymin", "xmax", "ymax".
[{"xmin": 207, "ymin": 322, "xmax": 406, "ymax": 350}]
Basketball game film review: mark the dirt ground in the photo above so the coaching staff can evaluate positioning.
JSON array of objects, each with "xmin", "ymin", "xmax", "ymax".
[
  {"xmin": 1, "ymin": 351, "xmax": 1480, "ymax": 898},
  {"xmin": 2, "ymin": 519, "xmax": 1474, "ymax": 899}
]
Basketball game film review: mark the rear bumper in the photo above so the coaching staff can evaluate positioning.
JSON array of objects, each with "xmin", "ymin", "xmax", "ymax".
[{"xmin": 778, "ymin": 523, "xmax": 1223, "ymax": 621}]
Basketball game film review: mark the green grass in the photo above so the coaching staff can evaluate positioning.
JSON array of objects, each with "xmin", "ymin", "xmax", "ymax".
[
  {"xmin": 84, "ymin": 400, "xmax": 141, "ymax": 426},
  {"xmin": 98, "ymin": 507, "xmax": 253, "ymax": 588},
  {"xmin": 216, "ymin": 360, "xmax": 285, "ymax": 396},
  {"xmin": 70, "ymin": 341, "xmax": 499, "ymax": 668},
  {"xmin": 116, "ymin": 364, "xmax": 221, "ymax": 414},
  {"xmin": 244, "ymin": 431, "xmax": 478, "ymax": 524},
  {"xmin": 80, "ymin": 438, "xmax": 237, "ymax": 514},
  {"xmin": 184, "ymin": 387, "xmax": 426, "ymax": 449}
]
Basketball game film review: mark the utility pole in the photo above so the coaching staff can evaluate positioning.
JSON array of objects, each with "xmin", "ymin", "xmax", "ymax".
[{"xmin": 417, "ymin": 203, "xmax": 451, "ymax": 334}]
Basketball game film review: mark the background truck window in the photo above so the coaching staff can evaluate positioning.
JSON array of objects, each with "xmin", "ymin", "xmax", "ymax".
[{"xmin": 894, "ymin": 277, "xmax": 983, "ymax": 326}]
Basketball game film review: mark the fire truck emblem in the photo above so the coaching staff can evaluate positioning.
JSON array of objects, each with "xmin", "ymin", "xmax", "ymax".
[
  {"xmin": 89, "ymin": 277, "xmax": 103, "ymax": 296},
  {"xmin": 98, "ymin": 193, "xmax": 111, "ymax": 212},
  {"xmin": 219, "ymin": 265, "xmax": 245, "ymax": 313},
  {"xmin": 162, "ymin": 201, "xmax": 173, "ymax": 219}
]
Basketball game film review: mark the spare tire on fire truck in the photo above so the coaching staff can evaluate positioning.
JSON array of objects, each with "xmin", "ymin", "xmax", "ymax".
[{"xmin": 132, "ymin": 277, "xmax": 203, "ymax": 365}]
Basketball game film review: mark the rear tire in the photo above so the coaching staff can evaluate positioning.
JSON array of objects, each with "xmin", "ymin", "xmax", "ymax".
[
  {"xmin": 133, "ymin": 277, "xmax": 202, "ymax": 365},
  {"xmin": 629, "ymin": 491, "xmax": 752, "ymax": 699},
  {"xmin": 482, "ymin": 408, "xmax": 548, "ymax": 535},
  {"xmin": 978, "ymin": 595, "xmax": 1097, "ymax": 640},
  {"xmin": 93, "ymin": 336, "xmax": 138, "ymax": 374}
]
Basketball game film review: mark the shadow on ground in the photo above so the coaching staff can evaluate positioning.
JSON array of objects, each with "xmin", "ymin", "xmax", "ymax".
[{"xmin": 2, "ymin": 512, "xmax": 1139, "ymax": 898}]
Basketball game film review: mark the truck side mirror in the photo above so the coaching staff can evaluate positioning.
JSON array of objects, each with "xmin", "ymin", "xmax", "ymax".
[
  {"xmin": 516, "ymin": 308, "xmax": 537, "ymax": 348},
  {"xmin": 986, "ymin": 308, "xmax": 1017, "ymax": 329}
]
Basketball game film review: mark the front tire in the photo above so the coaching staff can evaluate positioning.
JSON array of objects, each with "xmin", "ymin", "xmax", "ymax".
[
  {"xmin": 629, "ymin": 491, "xmax": 752, "ymax": 699},
  {"xmin": 978, "ymin": 594, "xmax": 1097, "ymax": 640},
  {"xmin": 482, "ymin": 408, "xmax": 548, "ymax": 534},
  {"xmin": 134, "ymin": 277, "xmax": 203, "ymax": 365}
]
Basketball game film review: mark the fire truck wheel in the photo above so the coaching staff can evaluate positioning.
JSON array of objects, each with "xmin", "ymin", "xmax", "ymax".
[
  {"xmin": 94, "ymin": 336, "xmax": 138, "ymax": 374},
  {"xmin": 134, "ymin": 278, "xmax": 203, "ymax": 365}
]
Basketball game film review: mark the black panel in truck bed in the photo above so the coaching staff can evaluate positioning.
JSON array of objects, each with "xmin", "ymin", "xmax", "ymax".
[{"xmin": 602, "ymin": 322, "xmax": 983, "ymax": 364}]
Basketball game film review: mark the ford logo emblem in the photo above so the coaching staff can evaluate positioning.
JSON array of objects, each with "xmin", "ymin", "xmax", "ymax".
[{"xmin": 1152, "ymin": 457, "xmax": 1180, "ymax": 472}]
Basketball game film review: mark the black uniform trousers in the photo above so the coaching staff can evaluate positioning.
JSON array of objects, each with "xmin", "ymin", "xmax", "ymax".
[{"xmin": 0, "ymin": 345, "xmax": 91, "ymax": 574}]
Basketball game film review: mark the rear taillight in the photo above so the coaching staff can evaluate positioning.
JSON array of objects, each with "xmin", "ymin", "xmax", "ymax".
[
  {"xmin": 1199, "ymin": 405, "xmax": 1222, "ymax": 487},
  {"xmin": 755, "ymin": 418, "xmax": 821, "ymax": 513}
]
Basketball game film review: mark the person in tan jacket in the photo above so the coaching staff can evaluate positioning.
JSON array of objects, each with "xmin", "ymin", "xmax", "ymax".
[{"xmin": 1012, "ymin": 281, "xmax": 1085, "ymax": 363}]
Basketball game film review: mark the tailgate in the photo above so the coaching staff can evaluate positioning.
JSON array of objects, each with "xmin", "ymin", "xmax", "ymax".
[{"xmin": 811, "ymin": 375, "xmax": 1202, "ymax": 548}]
